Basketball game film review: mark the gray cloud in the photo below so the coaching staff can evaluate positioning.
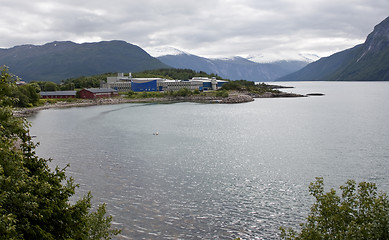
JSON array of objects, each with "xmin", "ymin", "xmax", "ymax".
[{"xmin": 1, "ymin": 0, "xmax": 388, "ymax": 58}]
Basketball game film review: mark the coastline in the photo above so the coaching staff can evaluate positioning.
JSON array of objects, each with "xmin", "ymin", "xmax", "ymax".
[{"xmin": 13, "ymin": 91, "xmax": 305, "ymax": 117}]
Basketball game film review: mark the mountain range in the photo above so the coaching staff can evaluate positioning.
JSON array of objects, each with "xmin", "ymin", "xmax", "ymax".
[
  {"xmin": 0, "ymin": 40, "xmax": 314, "ymax": 83},
  {"xmin": 148, "ymin": 48, "xmax": 315, "ymax": 81},
  {"xmin": 278, "ymin": 16, "xmax": 389, "ymax": 81},
  {"xmin": 0, "ymin": 40, "xmax": 168, "ymax": 83},
  {"xmin": 1, "ymin": 16, "xmax": 387, "ymax": 83}
]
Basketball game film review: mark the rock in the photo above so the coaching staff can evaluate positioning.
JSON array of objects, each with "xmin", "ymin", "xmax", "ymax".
[
  {"xmin": 220, "ymin": 95, "xmax": 254, "ymax": 104},
  {"xmin": 254, "ymin": 92, "xmax": 306, "ymax": 98}
]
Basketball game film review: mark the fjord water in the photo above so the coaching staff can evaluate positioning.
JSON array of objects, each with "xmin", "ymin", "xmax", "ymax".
[{"xmin": 29, "ymin": 82, "xmax": 389, "ymax": 239}]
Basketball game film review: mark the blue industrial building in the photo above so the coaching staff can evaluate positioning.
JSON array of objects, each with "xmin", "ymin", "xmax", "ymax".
[
  {"xmin": 202, "ymin": 81, "xmax": 212, "ymax": 90},
  {"xmin": 102, "ymin": 73, "xmax": 228, "ymax": 92},
  {"xmin": 131, "ymin": 80, "xmax": 158, "ymax": 92}
]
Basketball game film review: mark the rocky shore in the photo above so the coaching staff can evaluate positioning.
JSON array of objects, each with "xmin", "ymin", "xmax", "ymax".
[
  {"xmin": 13, "ymin": 97, "xmax": 167, "ymax": 117},
  {"xmin": 220, "ymin": 94, "xmax": 254, "ymax": 103},
  {"xmin": 250, "ymin": 92, "xmax": 306, "ymax": 98},
  {"xmin": 13, "ymin": 91, "xmax": 306, "ymax": 117}
]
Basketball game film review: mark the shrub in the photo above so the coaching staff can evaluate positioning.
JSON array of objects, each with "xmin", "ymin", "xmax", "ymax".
[
  {"xmin": 280, "ymin": 177, "xmax": 389, "ymax": 239},
  {"xmin": 0, "ymin": 67, "xmax": 120, "ymax": 239},
  {"xmin": 216, "ymin": 90, "xmax": 229, "ymax": 98},
  {"xmin": 172, "ymin": 88, "xmax": 192, "ymax": 97}
]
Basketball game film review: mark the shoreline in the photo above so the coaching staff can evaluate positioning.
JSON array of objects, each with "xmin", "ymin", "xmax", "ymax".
[{"xmin": 13, "ymin": 91, "xmax": 305, "ymax": 117}]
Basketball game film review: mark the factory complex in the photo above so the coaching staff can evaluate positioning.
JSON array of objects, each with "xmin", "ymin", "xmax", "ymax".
[
  {"xmin": 39, "ymin": 73, "xmax": 229, "ymax": 100},
  {"xmin": 101, "ymin": 73, "xmax": 228, "ymax": 92}
]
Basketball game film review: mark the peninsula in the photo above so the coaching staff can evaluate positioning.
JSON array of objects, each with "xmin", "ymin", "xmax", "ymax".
[
  {"xmin": 13, "ymin": 86, "xmax": 305, "ymax": 118},
  {"xmin": 9, "ymin": 69, "xmax": 306, "ymax": 117}
]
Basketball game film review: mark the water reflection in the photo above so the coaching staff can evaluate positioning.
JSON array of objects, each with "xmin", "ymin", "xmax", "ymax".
[{"xmin": 30, "ymin": 82, "xmax": 389, "ymax": 239}]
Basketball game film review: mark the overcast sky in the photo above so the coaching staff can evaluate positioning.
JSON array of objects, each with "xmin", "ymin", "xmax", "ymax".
[{"xmin": 1, "ymin": 0, "xmax": 388, "ymax": 58}]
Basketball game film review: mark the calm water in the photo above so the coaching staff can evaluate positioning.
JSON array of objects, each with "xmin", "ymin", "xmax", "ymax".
[{"xmin": 29, "ymin": 82, "xmax": 389, "ymax": 239}]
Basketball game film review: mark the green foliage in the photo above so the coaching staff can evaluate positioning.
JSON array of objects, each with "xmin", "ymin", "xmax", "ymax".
[
  {"xmin": 171, "ymin": 88, "xmax": 193, "ymax": 97},
  {"xmin": 12, "ymin": 84, "xmax": 41, "ymax": 107},
  {"xmin": 59, "ymin": 69, "xmax": 224, "ymax": 92},
  {"xmin": 43, "ymin": 81, "xmax": 58, "ymax": 91},
  {"xmin": 59, "ymin": 82, "xmax": 75, "ymax": 91},
  {"xmin": 1, "ymin": 66, "xmax": 18, "ymax": 107},
  {"xmin": 30, "ymin": 81, "xmax": 58, "ymax": 92},
  {"xmin": 280, "ymin": 18, "xmax": 389, "ymax": 81},
  {"xmin": 127, "ymin": 90, "xmax": 135, "ymax": 97},
  {"xmin": 61, "ymin": 73, "xmax": 114, "ymax": 90},
  {"xmin": 126, "ymin": 88, "xmax": 217, "ymax": 99},
  {"xmin": 0, "ymin": 68, "xmax": 120, "ymax": 239},
  {"xmin": 221, "ymin": 80, "xmax": 281, "ymax": 94},
  {"xmin": 280, "ymin": 177, "xmax": 389, "ymax": 240},
  {"xmin": 328, "ymin": 45, "xmax": 389, "ymax": 80},
  {"xmin": 215, "ymin": 90, "xmax": 229, "ymax": 98},
  {"xmin": 1, "ymin": 66, "xmax": 41, "ymax": 108},
  {"xmin": 220, "ymin": 81, "xmax": 245, "ymax": 91},
  {"xmin": 127, "ymin": 91, "xmax": 167, "ymax": 99},
  {"xmin": 0, "ymin": 40, "xmax": 168, "ymax": 83}
]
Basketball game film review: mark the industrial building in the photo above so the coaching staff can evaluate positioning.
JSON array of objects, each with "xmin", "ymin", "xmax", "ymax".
[
  {"xmin": 40, "ymin": 91, "xmax": 77, "ymax": 99},
  {"xmin": 101, "ymin": 73, "xmax": 227, "ymax": 92},
  {"xmin": 79, "ymin": 88, "xmax": 118, "ymax": 99}
]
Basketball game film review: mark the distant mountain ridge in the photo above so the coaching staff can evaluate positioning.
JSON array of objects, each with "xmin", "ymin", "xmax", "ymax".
[
  {"xmin": 246, "ymin": 52, "xmax": 320, "ymax": 64},
  {"xmin": 278, "ymin": 16, "xmax": 389, "ymax": 81},
  {"xmin": 148, "ymin": 47, "xmax": 312, "ymax": 81},
  {"xmin": 0, "ymin": 40, "xmax": 168, "ymax": 82},
  {"xmin": 1, "ymin": 39, "xmax": 320, "ymax": 83}
]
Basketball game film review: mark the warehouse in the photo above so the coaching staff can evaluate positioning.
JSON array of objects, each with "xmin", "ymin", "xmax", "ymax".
[
  {"xmin": 159, "ymin": 79, "xmax": 203, "ymax": 91},
  {"xmin": 79, "ymin": 88, "xmax": 118, "ymax": 99},
  {"xmin": 131, "ymin": 79, "xmax": 160, "ymax": 92},
  {"xmin": 102, "ymin": 73, "xmax": 227, "ymax": 92},
  {"xmin": 40, "ymin": 91, "xmax": 77, "ymax": 99}
]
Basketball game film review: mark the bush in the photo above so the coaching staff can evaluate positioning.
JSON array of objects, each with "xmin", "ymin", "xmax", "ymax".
[
  {"xmin": 12, "ymin": 84, "xmax": 41, "ymax": 107},
  {"xmin": 127, "ymin": 90, "xmax": 135, "ymax": 97},
  {"xmin": 280, "ymin": 177, "xmax": 389, "ymax": 239},
  {"xmin": 0, "ymin": 67, "xmax": 120, "ymax": 239},
  {"xmin": 216, "ymin": 90, "xmax": 229, "ymax": 98},
  {"xmin": 171, "ymin": 88, "xmax": 192, "ymax": 97}
]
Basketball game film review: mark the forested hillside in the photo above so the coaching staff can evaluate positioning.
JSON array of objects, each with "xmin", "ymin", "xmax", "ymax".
[{"xmin": 0, "ymin": 41, "xmax": 169, "ymax": 83}]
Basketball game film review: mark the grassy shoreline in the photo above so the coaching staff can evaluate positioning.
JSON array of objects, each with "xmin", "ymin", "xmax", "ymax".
[
  {"xmin": 13, "ymin": 89, "xmax": 306, "ymax": 117},
  {"xmin": 12, "ymin": 93, "xmax": 251, "ymax": 117}
]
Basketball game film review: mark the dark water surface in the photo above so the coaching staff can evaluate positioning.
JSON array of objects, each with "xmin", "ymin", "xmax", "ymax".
[{"xmin": 29, "ymin": 82, "xmax": 389, "ymax": 239}]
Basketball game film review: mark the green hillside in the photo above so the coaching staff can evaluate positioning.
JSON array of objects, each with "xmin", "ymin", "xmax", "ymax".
[
  {"xmin": 0, "ymin": 40, "xmax": 169, "ymax": 83},
  {"xmin": 277, "ymin": 17, "xmax": 389, "ymax": 81}
]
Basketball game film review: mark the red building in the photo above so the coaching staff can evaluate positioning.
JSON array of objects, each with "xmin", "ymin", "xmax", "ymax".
[
  {"xmin": 79, "ymin": 88, "xmax": 118, "ymax": 99},
  {"xmin": 40, "ymin": 91, "xmax": 77, "ymax": 99}
]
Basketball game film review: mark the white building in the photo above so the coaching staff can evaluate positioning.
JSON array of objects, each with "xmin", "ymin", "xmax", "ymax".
[
  {"xmin": 101, "ymin": 73, "xmax": 227, "ymax": 92},
  {"xmin": 159, "ymin": 80, "xmax": 203, "ymax": 91}
]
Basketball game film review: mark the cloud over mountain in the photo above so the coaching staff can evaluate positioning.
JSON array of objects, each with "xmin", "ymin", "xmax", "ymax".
[{"xmin": 1, "ymin": 0, "xmax": 388, "ymax": 59}]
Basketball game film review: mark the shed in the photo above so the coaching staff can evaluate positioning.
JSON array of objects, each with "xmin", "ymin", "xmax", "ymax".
[
  {"xmin": 79, "ymin": 88, "xmax": 118, "ymax": 99},
  {"xmin": 40, "ymin": 91, "xmax": 77, "ymax": 99}
]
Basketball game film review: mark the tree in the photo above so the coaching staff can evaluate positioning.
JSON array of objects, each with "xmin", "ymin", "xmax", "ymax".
[
  {"xmin": 0, "ymin": 66, "xmax": 120, "ymax": 239},
  {"xmin": 12, "ymin": 84, "xmax": 40, "ymax": 107},
  {"xmin": 216, "ymin": 89, "xmax": 229, "ymax": 98},
  {"xmin": 173, "ymin": 87, "xmax": 192, "ymax": 97},
  {"xmin": 0, "ymin": 66, "xmax": 17, "ymax": 107},
  {"xmin": 280, "ymin": 177, "xmax": 389, "ymax": 239},
  {"xmin": 0, "ymin": 68, "xmax": 40, "ymax": 108},
  {"xmin": 43, "ymin": 81, "xmax": 58, "ymax": 91}
]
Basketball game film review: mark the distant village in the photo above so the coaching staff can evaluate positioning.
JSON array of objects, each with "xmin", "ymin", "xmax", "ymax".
[{"xmin": 40, "ymin": 73, "xmax": 228, "ymax": 99}]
